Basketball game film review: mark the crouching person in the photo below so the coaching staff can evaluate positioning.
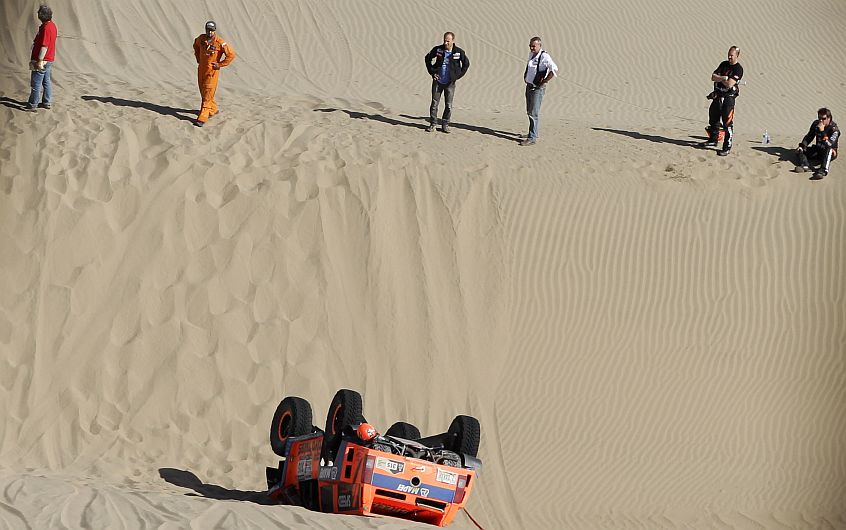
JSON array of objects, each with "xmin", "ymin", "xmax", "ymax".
[{"xmin": 797, "ymin": 107, "xmax": 839, "ymax": 180}]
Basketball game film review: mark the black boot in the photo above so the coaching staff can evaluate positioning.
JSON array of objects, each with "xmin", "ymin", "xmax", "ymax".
[
  {"xmin": 717, "ymin": 127, "xmax": 732, "ymax": 156},
  {"xmin": 700, "ymin": 126, "xmax": 719, "ymax": 147},
  {"xmin": 796, "ymin": 151, "xmax": 810, "ymax": 172}
]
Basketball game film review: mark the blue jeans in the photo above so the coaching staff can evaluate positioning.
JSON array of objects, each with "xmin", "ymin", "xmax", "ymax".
[
  {"xmin": 28, "ymin": 61, "xmax": 53, "ymax": 109},
  {"xmin": 525, "ymin": 84, "xmax": 545, "ymax": 140}
]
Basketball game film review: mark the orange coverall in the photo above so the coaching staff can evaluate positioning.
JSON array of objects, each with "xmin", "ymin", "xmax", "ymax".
[{"xmin": 193, "ymin": 33, "xmax": 235, "ymax": 123}]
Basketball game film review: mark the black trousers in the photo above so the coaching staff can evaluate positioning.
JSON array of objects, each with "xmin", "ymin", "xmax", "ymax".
[
  {"xmin": 708, "ymin": 95, "xmax": 736, "ymax": 150},
  {"xmin": 799, "ymin": 144, "xmax": 838, "ymax": 173}
]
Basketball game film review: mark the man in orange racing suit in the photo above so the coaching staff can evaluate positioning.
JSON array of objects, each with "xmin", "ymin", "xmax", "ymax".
[{"xmin": 193, "ymin": 20, "xmax": 235, "ymax": 127}]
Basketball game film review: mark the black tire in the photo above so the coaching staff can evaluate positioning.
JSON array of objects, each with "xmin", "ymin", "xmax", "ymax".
[
  {"xmin": 448, "ymin": 415, "xmax": 480, "ymax": 457},
  {"xmin": 324, "ymin": 389, "xmax": 364, "ymax": 436},
  {"xmin": 270, "ymin": 396, "xmax": 313, "ymax": 457},
  {"xmin": 385, "ymin": 421, "xmax": 421, "ymax": 440}
]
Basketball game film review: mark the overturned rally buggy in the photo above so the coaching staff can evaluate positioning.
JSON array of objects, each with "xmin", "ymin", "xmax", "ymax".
[{"xmin": 266, "ymin": 389, "xmax": 482, "ymax": 526}]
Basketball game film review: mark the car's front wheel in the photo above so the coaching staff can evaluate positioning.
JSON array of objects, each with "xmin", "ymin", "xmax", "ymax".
[{"xmin": 448, "ymin": 415, "xmax": 480, "ymax": 457}]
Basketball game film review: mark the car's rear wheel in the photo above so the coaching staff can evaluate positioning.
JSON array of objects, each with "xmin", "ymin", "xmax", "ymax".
[
  {"xmin": 448, "ymin": 415, "xmax": 480, "ymax": 457},
  {"xmin": 325, "ymin": 389, "xmax": 364, "ymax": 436},
  {"xmin": 270, "ymin": 396, "xmax": 313, "ymax": 456},
  {"xmin": 385, "ymin": 421, "xmax": 421, "ymax": 440}
]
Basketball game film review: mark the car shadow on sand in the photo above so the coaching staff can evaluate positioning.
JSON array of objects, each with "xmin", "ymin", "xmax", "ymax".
[
  {"xmin": 82, "ymin": 95, "xmax": 197, "ymax": 122},
  {"xmin": 158, "ymin": 468, "xmax": 272, "ymax": 505}
]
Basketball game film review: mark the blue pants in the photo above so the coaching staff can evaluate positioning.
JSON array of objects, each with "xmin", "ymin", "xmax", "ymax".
[
  {"xmin": 525, "ymin": 84, "xmax": 546, "ymax": 140},
  {"xmin": 28, "ymin": 61, "xmax": 53, "ymax": 109}
]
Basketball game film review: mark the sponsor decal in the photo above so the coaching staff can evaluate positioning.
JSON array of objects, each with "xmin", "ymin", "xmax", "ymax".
[
  {"xmin": 371, "ymin": 474, "xmax": 456, "ymax": 503},
  {"xmin": 336, "ymin": 484, "xmax": 356, "ymax": 510},
  {"xmin": 318, "ymin": 466, "xmax": 339, "ymax": 480},
  {"xmin": 296, "ymin": 457, "xmax": 312, "ymax": 480},
  {"xmin": 375, "ymin": 457, "xmax": 405, "ymax": 475},
  {"xmin": 397, "ymin": 484, "xmax": 430, "ymax": 497},
  {"xmin": 294, "ymin": 436, "xmax": 322, "ymax": 480},
  {"xmin": 338, "ymin": 493, "xmax": 352, "ymax": 509},
  {"xmin": 436, "ymin": 469, "xmax": 458, "ymax": 485}
]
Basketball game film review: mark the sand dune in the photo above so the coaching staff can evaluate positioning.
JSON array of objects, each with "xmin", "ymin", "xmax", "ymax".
[{"xmin": 1, "ymin": 0, "xmax": 845, "ymax": 528}]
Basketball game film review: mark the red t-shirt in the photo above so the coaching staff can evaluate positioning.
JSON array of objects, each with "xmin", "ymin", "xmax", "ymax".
[{"xmin": 31, "ymin": 20, "xmax": 57, "ymax": 61}]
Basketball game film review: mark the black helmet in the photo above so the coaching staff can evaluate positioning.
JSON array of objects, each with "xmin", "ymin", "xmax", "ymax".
[{"xmin": 205, "ymin": 20, "xmax": 216, "ymax": 31}]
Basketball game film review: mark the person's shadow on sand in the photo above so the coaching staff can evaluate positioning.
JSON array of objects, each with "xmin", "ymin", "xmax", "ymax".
[
  {"xmin": 593, "ymin": 127, "xmax": 701, "ymax": 147},
  {"xmin": 316, "ymin": 107, "xmax": 426, "ymax": 131},
  {"xmin": 749, "ymin": 144, "xmax": 795, "ymax": 162},
  {"xmin": 82, "ymin": 96, "xmax": 197, "ymax": 122},
  {"xmin": 0, "ymin": 96, "xmax": 30, "ymax": 111},
  {"xmin": 399, "ymin": 114, "xmax": 521, "ymax": 142},
  {"xmin": 159, "ymin": 468, "xmax": 272, "ymax": 504},
  {"xmin": 749, "ymin": 144, "xmax": 821, "ymax": 177},
  {"xmin": 315, "ymin": 108, "xmax": 520, "ymax": 142}
]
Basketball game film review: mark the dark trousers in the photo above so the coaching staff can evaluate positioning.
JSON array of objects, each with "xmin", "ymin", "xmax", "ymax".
[
  {"xmin": 799, "ymin": 144, "xmax": 838, "ymax": 173},
  {"xmin": 429, "ymin": 81, "xmax": 455, "ymax": 124},
  {"xmin": 708, "ymin": 95, "xmax": 736, "ymax": 150}
]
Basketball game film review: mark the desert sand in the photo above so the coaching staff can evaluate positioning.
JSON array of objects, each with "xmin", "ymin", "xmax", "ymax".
[{"xmin": 1, "ymin": 0, "xmax": 845, "ymax": 528}]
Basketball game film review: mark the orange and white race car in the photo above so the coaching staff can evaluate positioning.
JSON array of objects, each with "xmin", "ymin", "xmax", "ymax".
[{"xmin": 266, "ymin": 389, "xmax": 481, "ymax": 527}]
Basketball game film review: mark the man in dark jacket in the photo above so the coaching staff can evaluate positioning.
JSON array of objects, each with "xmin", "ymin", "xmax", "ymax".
[
  {"xmin": 424, "ymin": 32, "xmax": 470, "ymax": 133},
  {"xmin": 796, "ymin": 107, "xmax": 839, "ymax": 180}
]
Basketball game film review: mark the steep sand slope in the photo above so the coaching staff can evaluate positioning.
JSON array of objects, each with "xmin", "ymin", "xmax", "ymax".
[{"xmin": 1, "ymin": 1, "xmax": 845, "ymax": 528}]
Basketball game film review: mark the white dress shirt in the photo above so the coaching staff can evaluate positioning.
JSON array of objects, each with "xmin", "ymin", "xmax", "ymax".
[{"xmin": 524, "ymin": 50, "xmax": 559, "ymax": 84}]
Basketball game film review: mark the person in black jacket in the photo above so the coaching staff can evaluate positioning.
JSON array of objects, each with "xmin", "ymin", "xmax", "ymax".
[
  {"xmin": 424, "ymin": 32, "xmax": 470, "ymax": 133},
  {"xmin": 796, "ymin": 107, "xmax": 839, "ymax": 180}
]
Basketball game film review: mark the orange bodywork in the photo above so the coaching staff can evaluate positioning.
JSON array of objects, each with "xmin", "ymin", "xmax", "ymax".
[
  {"xmin": 270, "ymin": 434, "xmax": 477, "ymax": 527},
  {"xmin": 192, "ymin": 33, "xmax": 235, "ymax": 123}
]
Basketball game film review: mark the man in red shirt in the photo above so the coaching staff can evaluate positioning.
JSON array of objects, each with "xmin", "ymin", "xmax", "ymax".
[
  {"xmin": 192, "ymin": 21, "xmax": 236, "ymax": 127},
  {"xmin": 25, "ymin": 4, "xmax": 57, "ymax": 112}
]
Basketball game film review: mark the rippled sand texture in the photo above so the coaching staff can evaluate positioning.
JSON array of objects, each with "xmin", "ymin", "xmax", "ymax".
[{"xmin": 1, "ymin": 0, "xmax": 845, "ymax": 528}]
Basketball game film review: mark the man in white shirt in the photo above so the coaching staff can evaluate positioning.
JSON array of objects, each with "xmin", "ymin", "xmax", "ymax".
[{"xmin": 521, "ymin": 36, "xmax": 558, "ymax": 146}]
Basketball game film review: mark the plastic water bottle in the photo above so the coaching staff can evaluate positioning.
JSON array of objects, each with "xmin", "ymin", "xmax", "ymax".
[{"xmin": 762, "ymin": 130, "xmax": 770, "ymax": 145}]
